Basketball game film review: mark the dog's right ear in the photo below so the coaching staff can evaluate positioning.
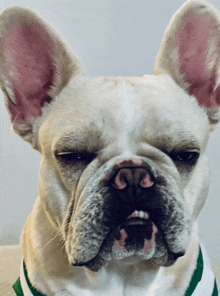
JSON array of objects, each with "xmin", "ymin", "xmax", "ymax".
[{"xmin": 0, "ymin": 7, "xmax": 84, "ymax": 146}]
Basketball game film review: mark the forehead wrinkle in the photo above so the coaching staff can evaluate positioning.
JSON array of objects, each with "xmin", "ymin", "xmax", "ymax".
[{"xmin": 53, "ymin": 125, "xmax": 103, "ymax": 153}]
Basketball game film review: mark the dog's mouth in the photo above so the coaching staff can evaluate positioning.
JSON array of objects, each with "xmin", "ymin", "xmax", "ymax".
[
  {"xmin": 111, "ymin": 210, "xmax": 158, "ymax": 258},
  {"xmin": 79, "ymin": 209, "xmax": 185, "ymax": 271}
]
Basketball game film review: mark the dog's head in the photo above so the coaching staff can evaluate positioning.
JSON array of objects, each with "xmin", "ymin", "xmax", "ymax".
[{"xmin": 0, "ymin": 1, "xmax": 220, "ymax": 271}]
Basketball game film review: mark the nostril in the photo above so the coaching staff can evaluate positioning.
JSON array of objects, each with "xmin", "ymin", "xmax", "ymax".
[
  {"xmin": 113, "ymin": 168, "xmax": 132, "ymax": 190},
  {"xmin": 136, "ymin": 169, "xmax": 154, "ymax": 188}
]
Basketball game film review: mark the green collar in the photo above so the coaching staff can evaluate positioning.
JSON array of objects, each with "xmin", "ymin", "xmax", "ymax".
[
  {"xmin": 185, "ymin": 246, "xmax": 218, "ymax": 296},
  {"xmin": 13, "ymin": 261, "xmax": 45, "ymax": 296},
  {"xmin": 13, "ymin": 245, "xmax": 218, "ymax": 296}
]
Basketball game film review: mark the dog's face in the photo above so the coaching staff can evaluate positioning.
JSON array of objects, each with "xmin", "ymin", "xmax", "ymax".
[
  {"xmin": 38, "ymin": 75, "xmax": 209, "ymax": 270},
  {"xmin": 0, "ymin": 1, "xmax": 220, "ymax": 272}
]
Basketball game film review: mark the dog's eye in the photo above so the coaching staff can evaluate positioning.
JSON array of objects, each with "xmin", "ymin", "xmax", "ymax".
[
  {"xmin": 55, "ymin": 151, "xmax": 96, "ymax": 163},
  {"xmin": 173, "ymin": 151, "xmax": 199, "ymax": 164}
]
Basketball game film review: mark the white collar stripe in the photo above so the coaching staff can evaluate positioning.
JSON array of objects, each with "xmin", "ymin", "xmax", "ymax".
[
  {"xmin": 20, "ymin": 259, "xmax": 33, "ymax": 296},
  {"xmin": 192, "ymin": 243, "xmax": 216, "ymax": 296}
]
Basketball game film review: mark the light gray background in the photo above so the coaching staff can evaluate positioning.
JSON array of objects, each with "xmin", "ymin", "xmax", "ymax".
[{"xmin": 0, "ymin": 0, "xmax": 219, "ymax": 265}]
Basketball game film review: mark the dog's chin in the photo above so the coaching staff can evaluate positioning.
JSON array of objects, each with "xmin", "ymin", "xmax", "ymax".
[{"xmin": 73, "ymin": 212, "xmax": 185, "ymax": 272}]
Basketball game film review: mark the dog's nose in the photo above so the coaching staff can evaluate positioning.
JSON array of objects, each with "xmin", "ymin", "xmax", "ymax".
[{"xmin": 113, "ymin": 167, "xmax": 154, "ymax": 190}]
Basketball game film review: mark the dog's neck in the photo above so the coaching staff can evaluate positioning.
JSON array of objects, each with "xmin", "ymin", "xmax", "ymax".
[
  {"xmin": 82, "ymin": 259, "xmax": 162, "ymax": 295},
  {"xmin": 19, "ymin": 242, "xmax": 218, "ymax": 296}
]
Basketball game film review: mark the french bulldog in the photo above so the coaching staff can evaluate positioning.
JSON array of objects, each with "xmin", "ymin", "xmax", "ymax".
[{"xmin": 0, "ymin": 0, "xmax": 219, "ymax": 295}]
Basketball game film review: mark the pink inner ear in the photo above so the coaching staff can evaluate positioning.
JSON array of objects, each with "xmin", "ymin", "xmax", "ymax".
[
  {"xmin": 176, "ymin": 11, "xmax": 220, "ymax": 108},
  {"xmin": 2, "ymin": 23, "xmax": 54, "ymax": 125}
]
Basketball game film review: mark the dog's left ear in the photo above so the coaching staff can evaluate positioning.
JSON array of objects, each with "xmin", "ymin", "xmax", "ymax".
[
  {"xmin": 155, "ymin": 0, "xmax": 220, "ymax": 130},
  {"xmin": 0, "ymin": 7, "xmax": 84, "ymax": 145}
]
